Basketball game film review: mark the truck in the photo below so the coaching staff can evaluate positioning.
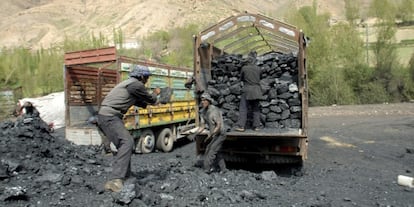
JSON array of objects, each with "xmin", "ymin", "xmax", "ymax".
[
  {"xmin": 64, "ymin": 47, "xmax": 196, "ymax": 153},
  {"xmin": 192, "ymin": 12, "xmax": 309, "ymax": 165},
  {"xmin": 0, "ymin": 87, "xmax": 22, "ymax": 120}
]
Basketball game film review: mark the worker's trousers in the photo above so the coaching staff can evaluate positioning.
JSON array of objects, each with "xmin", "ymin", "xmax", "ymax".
[
  {"xmin": 203, "ymin": 133, "xmax": 226, "ymax": 171},
  {"xmin": 236, "ymin": 94, "xmax": 261, "ymax": 129},
  {"xmin": 97, "ymin": 114, "xmax": 134, "ymax": 180}
]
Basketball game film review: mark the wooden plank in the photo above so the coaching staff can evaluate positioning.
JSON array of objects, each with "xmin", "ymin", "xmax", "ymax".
[{"xmin": 64, "ymin": 47, "xmax": 117, "ymax": 65}]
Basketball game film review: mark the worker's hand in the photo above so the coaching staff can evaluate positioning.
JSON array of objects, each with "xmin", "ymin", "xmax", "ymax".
[
  {"xmin": 151, "ymin": 101, "xmax": 160, "ymax": 106},
  {"xmin": 153, "ymin": 87, "xmax": 161, "ymax": 95},
  {"xmin": 184, "ymin": 76, "xmax": 194, "ymax": 89}
]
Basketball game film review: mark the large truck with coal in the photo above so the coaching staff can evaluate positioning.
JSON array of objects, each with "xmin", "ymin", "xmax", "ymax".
[
  {"xmin": 64, "ymin": 47, "xmax": 196, "ymax": 153},
  {"xmin": 192, "ymin": 12, "xmax": 309, "ymax": 165}
]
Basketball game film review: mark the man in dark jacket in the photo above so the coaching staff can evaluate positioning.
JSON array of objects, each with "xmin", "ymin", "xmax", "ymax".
[
  {"xmin": 189, "ymin": 92, "xmax": 226, "ymax": 173},
  {"xmin": 97, "ymin": 65, "xmax": 160, "ymax": 192},
  {"xmin": 234, "ymin": 53, "xmax": 263, "ymax": 131}
]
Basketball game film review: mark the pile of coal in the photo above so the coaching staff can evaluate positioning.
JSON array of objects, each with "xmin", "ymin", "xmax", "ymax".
[
  {"xmin": 0, "ymin": 112, "xmax": 106, "ymax": 206},
  {"xmin": 0, "ymin": 112, "xmax": 279, "ymax": 207},
  {"xmin": 206, "ymin": 52, "xmax": 302, "ymax": 130},
  {"xmin": 0, "ymin": 106, "xmax": 296, "ymax": 207}
]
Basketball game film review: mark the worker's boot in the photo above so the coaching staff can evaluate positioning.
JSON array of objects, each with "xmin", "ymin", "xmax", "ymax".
[
  {"xmin": 193, "ymin": 155, "xmax": 204, "ymax": 168},
  {"xmin": 217, "ymin": 157, "xmax": 227, "ymax": 173},
  {"xmin": 104, "ymin": 179, "xmax": 123, "ymax": 192},
  {"xmin": 234, "ymin": 126, "xmax": 245, "ymax": 132}
]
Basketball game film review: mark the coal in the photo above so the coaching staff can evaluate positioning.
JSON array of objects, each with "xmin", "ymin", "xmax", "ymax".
[
  {"xmin": 158, "ymin": 87, "xmax": 173, "ymax": 104},
  {"xmin": 207, "ymin": 52, "xmax": 302, "ymax": 130},
  {"xmin": 1, "ymin": 103, "xmax": 412, "ymax": 206},
  {"xmin": 0, "ymin": 112, "xmax": 109, "ymax": 206},
  {"xmin": 3, "ymin": 112, "xmax": 297, "ymax": 206}
]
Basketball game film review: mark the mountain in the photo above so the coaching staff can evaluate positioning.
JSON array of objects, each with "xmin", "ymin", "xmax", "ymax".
[{"xmin": 0, "ymin": 0, "xmax": 373, "ymax": 49}]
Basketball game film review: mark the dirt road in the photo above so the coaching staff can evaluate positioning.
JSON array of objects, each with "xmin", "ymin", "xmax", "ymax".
[
  {"xmin": 1, "ymin": 103, "xmax": 413, "ymax": 206},
  {"xmin": 304, "ymin": 103, "xmax": 414, "ymax": 206}
]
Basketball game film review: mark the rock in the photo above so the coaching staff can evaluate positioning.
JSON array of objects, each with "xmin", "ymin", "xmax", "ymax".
[
  {"xmin": 35, "ymin": 172, "xmax": 63, "ymax": 183},
  {"xmin": 113, "ymin": 183, "xmax": 136, "ymax": 205},
  {"xmin": 261, "ymin": 171, "xmax": 278, "ymax": 181},
  {"xmin": 1, "ymin": 186, "xmax": 27, "ymax": 201}
]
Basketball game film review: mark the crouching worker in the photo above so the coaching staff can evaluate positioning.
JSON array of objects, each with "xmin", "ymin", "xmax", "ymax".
[
  {"xmin": 188, "ymin": 92, "xmax": 226, "ymax": 173},
  {"xmin": 97, "ymin": 65, "xmax": 160, "ymax": 192}
]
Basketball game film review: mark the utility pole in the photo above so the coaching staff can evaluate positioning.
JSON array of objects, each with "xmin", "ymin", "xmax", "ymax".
[{"xmin": 365, "ymin": 24, "xmax": 369, "ymax": 65}]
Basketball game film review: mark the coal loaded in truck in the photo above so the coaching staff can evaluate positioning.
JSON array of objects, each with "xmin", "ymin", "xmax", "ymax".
[{"xmin": 191, "ymin": 12, "xmax": 309, "ymax": 165}]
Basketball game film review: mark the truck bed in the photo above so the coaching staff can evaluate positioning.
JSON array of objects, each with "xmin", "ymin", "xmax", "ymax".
[{"xmin": 226, "ymin": 128, "xmax": 304, "ymax": 138}]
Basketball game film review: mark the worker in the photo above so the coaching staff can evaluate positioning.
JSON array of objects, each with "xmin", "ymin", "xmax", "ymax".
[
  {"xmin": 17, "ymin": 101, "xmax": 40, "ymax": 117},
  {"xmin": 97, "ymin": 65, "xmax": 160, "ymax": 192},
  {"xmin": 15, "ymin": 101, "xmax": 53, "ymax": 132},
  {"xmin": 234, "ymin": 51, "xmax": 263, "ymax": 131},
  {"xmin": 188, "ymin": 92, "xmax": 226, "ymax": 173}
]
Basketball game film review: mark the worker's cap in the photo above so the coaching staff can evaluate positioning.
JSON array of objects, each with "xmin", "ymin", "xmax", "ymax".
[
  {"xmin": 200, "ymin": 92, "xmax": 214, "ymax": 103},
  {"xmin": 130, "ymin": 65, "xmax": 151, "ymax": 78}
]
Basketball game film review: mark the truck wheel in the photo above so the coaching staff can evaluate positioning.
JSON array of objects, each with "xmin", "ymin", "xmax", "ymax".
[
  {"xmin": 156, "ymin": 128, "xmax": 174, "ymax": 152},
  {"xmin": 136, "ymin": 129, "xmax": 155, "ymax": 154}
]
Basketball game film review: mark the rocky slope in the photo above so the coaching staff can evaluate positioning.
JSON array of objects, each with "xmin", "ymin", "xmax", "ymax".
[{"xmin": 0, "ymin": 0, "xmax": 373, "ymax": 49}]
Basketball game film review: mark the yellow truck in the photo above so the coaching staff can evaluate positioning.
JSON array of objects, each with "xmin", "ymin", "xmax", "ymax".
[
  {"xmin": 192, "ymin": 12, "xmax": 309, "ymax": 165},
  {"xmin": 64, "ymin": 47, "xmax": 196, "ymax": 153}
]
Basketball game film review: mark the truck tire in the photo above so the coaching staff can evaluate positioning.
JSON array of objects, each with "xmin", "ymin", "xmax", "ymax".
[
  {"xmin": 156, "ymin": 128, "xmax": 174, "ymax": 152},
  {"xmin": 136, "ymin": 129, "xmax": 155, "ymax": 154}
]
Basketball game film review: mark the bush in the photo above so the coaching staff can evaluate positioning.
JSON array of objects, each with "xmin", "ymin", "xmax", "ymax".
[{"xmin": 358, "ymin": 82, "xmax": 390, "ymax": 104}]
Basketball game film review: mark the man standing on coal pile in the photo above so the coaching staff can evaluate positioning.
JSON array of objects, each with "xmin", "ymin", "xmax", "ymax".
[
  {"xmin": 97, "ymin": 65, "xmax": 160, "ymax": 192},
  {"xmin": 234, "ymin": 51, "xmax": 263, "ymax": 132},
  {"xmin": 188, "ymin": 92, "xmax": 226, "ymax": 173}
]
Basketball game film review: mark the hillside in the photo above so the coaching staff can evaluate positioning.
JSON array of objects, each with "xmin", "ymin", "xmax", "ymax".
[{"xmin": 0, "ymin": 0, "xmax": 374, "ymax": 50}]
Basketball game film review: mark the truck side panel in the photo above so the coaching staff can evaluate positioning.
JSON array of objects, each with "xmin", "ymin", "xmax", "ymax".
[
  {"xmin": 120, "ymin": 62, "xmax": 195, "ymax": 130},
  {"xmin": 64, "ymin": 48, "xmax": 196, "ymax": 151}
]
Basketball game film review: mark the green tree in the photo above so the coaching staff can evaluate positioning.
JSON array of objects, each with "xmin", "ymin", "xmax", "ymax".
[
  {"xmin": 396, "ymin": 0, "xmax": 414, "ymax": 24},
  {"xmin": 137, "ymin": 24, "xmax": 198, "ymax": 67},
  {"xmin": 331, "ymin": 23, "xmax": 365, "ymax": 68},
  {"xmin": 369, "ymin": 0, "xmax": 397, "ymax": 21},
  {"xmin": 358, "ymin": 81, "xmax": 389, "ymax": 103},
  {"xmin": 288, "ymin": 2, "xmax": 358, "ymax": 105},
  {"xmin": 63, "ymin": 32, "xmax": 109, "ymax": 52},
  {"xmin": 113, "ymin": 28, "xmax": 124, "ymax": 49},
  {"xmin": 330, "ymin": 23, "xmax": 369, "ymax": 104},
  {"xmin": 289, "ymin": 5, "xmax": 329, "ymax": 94},
  {"xmin": 401, "ymin": 52, "xmax": 414, "ymax": 100},
  {"xmin": 344, "ymin": 0, "xmax": 360, "ymax": 25},
  {"xmin": 161, "ymin": 24, "xmax": 199, "ymax": 67},
  {"xmin": 0, "ymin": 33, "xmax": 113, "ymax": 97},
  {"xmin": 0, "ymin": 49, "xmax": 14, "ymax": 87},
  {"xmin": 372, "ymin": 24, "xmax": 397, "ymax": 85},
  {"xmin": 370, "ymin": 0, "xmax": 399, "ymax": 102},
  {"xmin": 36, "ymin": 48, "xmax": 64, "ymax": 95},
  {"xmin": 409, "ymin": 52, "xmax": 414, "ymax": 82},
  {"xmin": 0, "ymin": 47, "xmax": 38, "ymax": 96},
  {"xmin": 139, "ymin": 30, "xmax": 170, "ymax": 61}
]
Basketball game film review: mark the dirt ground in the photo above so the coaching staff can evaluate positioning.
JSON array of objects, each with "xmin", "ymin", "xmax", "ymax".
[{"xmin": 1, "ymin": 102, "xmax": 413, "ymax": 207}]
